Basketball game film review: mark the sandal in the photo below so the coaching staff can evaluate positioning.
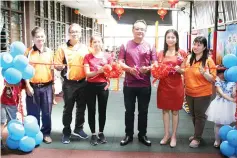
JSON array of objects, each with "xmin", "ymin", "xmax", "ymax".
[
  {"xmin": 213, "ymin": 140, "xmax": 220, "ymax": 148},
  {"xmin": 189, "ymin": 139, "xmax": 200, "ymax": 148},
  {"xmin": 189, "ymin": 136, "xmax": 194, "ymax": 142},
  {"xmin": 160, "ymin": 137, "xmax": 171, "ymax": 145}
]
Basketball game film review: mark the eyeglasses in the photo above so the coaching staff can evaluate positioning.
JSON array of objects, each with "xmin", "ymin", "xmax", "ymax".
[
  {"xmin": 34, "ymin": 35, "xmax": 45, "ymax": 39},
  {"xmin": 134, "ymin": 27, "xmax": 146, "ymax": 32},
  {"xmin": 69, "ymin": 31, "xmax": 81, "ymax": 34}
]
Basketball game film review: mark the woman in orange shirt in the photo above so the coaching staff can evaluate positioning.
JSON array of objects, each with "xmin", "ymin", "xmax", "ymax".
[{"xmin": 183, "ymin": 36, "xmax": 216, "ymax": 148}]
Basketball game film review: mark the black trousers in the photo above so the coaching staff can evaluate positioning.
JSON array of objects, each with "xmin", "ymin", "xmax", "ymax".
[
  {"xmin": 123, "ymin": 86, "xmax": 151, "ymax": 137},
  {"xmin": 85, "ymin": 82, "xmax": 109, "ymax": 133},
  {"xmin": 62, "ymin": 79, "xmax": 87, "ymax": 136}
]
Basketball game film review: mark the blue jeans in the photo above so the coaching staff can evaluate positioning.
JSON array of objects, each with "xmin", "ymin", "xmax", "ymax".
[{"xmin": 1, "ymin": 104, "xmax": 17, "ymax": 124}]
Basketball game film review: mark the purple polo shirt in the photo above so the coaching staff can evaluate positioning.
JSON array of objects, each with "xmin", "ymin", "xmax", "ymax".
[{"xmin": 119, "ymin": 40, "xmax": 157, "ymax": 87}]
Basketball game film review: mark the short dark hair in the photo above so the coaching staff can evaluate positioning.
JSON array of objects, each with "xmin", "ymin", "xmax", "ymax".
[
  {"xmin": 133, "ymin": 20, "xmax": 147, "ymax": 29},
  {"xmin": 31, "ymin": 26, "xmax": 44, "ymax": 37}
]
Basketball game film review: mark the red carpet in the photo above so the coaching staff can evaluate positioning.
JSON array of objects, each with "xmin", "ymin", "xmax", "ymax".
[{"xmin": 2, "ymin": 148, "xmax": 223, "ymax": 158}]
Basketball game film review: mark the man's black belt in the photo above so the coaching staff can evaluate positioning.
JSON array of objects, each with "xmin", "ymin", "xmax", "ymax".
[
  {"xmin": 30, "ymin": 81, "xmax": 53, "ymax": 88},
  {"xmin": 64, "ymin": 78, "xmax": 86, "ymax": 84}
]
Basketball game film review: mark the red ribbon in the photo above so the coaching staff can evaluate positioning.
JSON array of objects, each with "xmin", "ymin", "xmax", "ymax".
[
  {"xmin": 151, "ymin": 64, "xmax": 175, "ymax": 84},
  {"xmin": 103, "ymin": 63, "xmax": 123, "ymax": 90}
]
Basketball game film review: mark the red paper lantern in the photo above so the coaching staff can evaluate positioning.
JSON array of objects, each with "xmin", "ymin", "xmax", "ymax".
[
  {"xmin": 108, "ymin": 0, "xmax": 118, "ymax": 10},
  {"xmin": 108, "ymin": 0, "xmax": 118, "ymax": 4},
  {"xmin": 168, "ymin": 0, "xmax": 179, "ymax": 8},
  {"xmin": 218, "ymin": 18, "xmax": 223, "ymax": 23},
  {"xmin": 74, "ymin": 9, "xmax": 80, "ymax": 15},
  {"xmin": 157, "ymin": 8, "xmax": 167, "ymax": 21},
  {"xmin": 115, "ymin": 8, "xmax": 124, "ymax": 20}
]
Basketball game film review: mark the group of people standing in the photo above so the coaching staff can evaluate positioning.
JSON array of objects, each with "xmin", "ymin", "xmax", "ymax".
[{"xmin": 1, "ymin": 19, "xmax": 236, "ymax": 150}]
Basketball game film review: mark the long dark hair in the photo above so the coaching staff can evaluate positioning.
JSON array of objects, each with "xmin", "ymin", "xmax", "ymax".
[
  {"xmin": 163, "ymin": 29, "xmax": 179, "ymax": 56},
  {"xmin": 189, "ymin": 36, "xmax": 209, "ymax": 67}
]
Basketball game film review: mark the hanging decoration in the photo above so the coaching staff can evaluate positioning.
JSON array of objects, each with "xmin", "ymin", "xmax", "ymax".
[
  {"xmin": 108, "ymin": 0, "xmax": 118, "ymax": 11},
  {"xmin": 115, "ymin": 8, "xmax": 124, "ymax": 20},
  {"xmin": 168, "ymin": 0, "xmax": 179, "ymax": 8},
  {"xmin": 157, "ymin": 8, "xmax": 167, "ymax": 21},
  {"xmin": 74, "ymin": 9, "xmax": 80, "ymax": 15}
]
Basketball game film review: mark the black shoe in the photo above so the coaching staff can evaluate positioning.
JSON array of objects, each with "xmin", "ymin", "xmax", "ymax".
[
  {"xmin": 62, "ymin": 135, "xmax": 71, "ymax": 144},
  {"xmin": 120, "ymin": 135, "xmax": 133, "ymax": 146},
  {"xmin": 98, "ymin": 133, "xmax": 107, "ymax": 144},
  {"xmin": 90, "ymin": 135, "xmax": 98, "ymax": 146},
  {"xmin": 138, "ymin": 135, "xmax": 151, "ymax": 146}
]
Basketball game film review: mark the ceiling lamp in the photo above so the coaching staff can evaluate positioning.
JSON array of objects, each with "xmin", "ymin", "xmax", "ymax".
[
  {"xmin": 157, "ymin": 8, "xmax": 167, "ymax": 21},
  {"xmin": 115, "ymin": 8, "xmax": 124, "ymax": 20},
  {"xmin": 168, "ymin": 0, "xmax": 179, "ymax": 8}
]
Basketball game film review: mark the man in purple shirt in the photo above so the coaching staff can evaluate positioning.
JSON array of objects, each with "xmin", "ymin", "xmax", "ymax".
[{"xmin": 118, "ymin": 20, "xmax": 157, "ymax": 146}]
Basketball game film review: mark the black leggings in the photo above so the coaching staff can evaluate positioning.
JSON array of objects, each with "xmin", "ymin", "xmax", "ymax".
[{"xmin": 85, "ymin": 82, "xmax": 109, "ymax": 133}]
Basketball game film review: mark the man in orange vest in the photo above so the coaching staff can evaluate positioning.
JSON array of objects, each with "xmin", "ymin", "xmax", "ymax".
[{"xmin": 54, "ymin": 23, "xmax": 89, "ymax": 144}]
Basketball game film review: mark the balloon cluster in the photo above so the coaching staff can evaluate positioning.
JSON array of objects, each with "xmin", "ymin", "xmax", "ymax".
[
  {"xmin": 151, "ymin": 63, "xmax": 175, "ymax": 80},
  {"xmin": 0, "ymin": 41, "xmax": 35, "ymax": 84},
  {"xmin": 6, "ymin": 115, "xmax": 43, "ymax": 152},
  {"xmin": 219, "ymin": 125, "xmax": 237, "ymax": 157},
  {"xmin": 103, "ymin": 62, "xmax": 123, "ymax": 78},
  {"xmin": 223, "ymin": 54, "xmax": 237, "ymax": 82}
]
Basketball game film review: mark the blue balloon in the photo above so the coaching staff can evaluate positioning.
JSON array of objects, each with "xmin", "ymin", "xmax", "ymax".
[
  {"xmin": 19, "ymin": 136, "xmax": 36, "ymax": 152},
  {"xmin": 226, "ymin": 66, "xmax": 237, "ymax": 82},
  {"xmin": 24, "ymin": 115, "xmax": 38, "ymax": 125},
  {"xmin": 13, "ymin": 55, "xmax": 29, "ymax": 71},
  {"xmin": 7, "ymin": 119, "xmax": 22, "ymax": 132},
  {"xmin": 219, "ymin": 125, "xmax": 233, "ymax": 141},
  {"xmin": 0, "ymin": 53, "xmax": 2, "ymax": 67},
  {"xmin": 4, "ymin": 68, "xmax": 22, "ymax": 84},
  {"xmin": 235, "ymin": 147, "xmax": 237, "ymax": 156},
  {"xmin": 34, "ymin": 131, "xmax": 43, "ymax": 146},
  {"xmin": 223, "ymin": 54, "xmax": 237, "ymax": 68},
  {"xmin": 10, "ymin": 41, "xmax": 27, "ymax": 58},
  {"xmin": 22, "ymin": 65, "xmax": 35, "ymax": 80},
  {"xmin": 220, "ymin": 141, "xmax": 235, "ymax": 157},
  {"xmin": 224, "ymin": 69, "xmax": 231, "ymax": 82},
  {"xmin": 24, "ymin": 116, "xmax": 40, "ymax": 137},
  {"xmin": 0, "ymin": 52, "xmax": 13, "ymax": 69},
  {"xmin": 6, "ymin": 137, "xmax": 19, "ymax": 150},
  {"xmin": 1, "ymin": 68, "xmax": 7, "ymax": 77},
  {"xmin": 227, "ymin": 130, "xmax": 237, "ymax": 147},
  {"xmin": 8, "ymin": 123, "xmax": 25, "ymax": 141},
  {"xmin": 24, "ymin": 123, "xmax": 40, "ymax": 137}
]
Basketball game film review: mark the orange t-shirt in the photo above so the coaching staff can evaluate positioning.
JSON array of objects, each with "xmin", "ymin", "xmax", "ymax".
[
  {"xmin": 25, "ymin": 46, "xmax": 53, "ymax": 83},
  {"xmin": 54, "ymin": 42, "xmax": 89, "ymax": 81},
  {"xmin": 184, "ymin": 56, "xmax": 216, "ymax": 97}
]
